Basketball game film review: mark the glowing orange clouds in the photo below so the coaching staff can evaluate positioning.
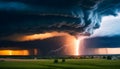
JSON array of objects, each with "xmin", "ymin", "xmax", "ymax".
[
  {"xmin": 0, "ymin": 50, "xmax": 29, "ymax": 55},
  {"xmin": 1, "ymin": 32, "xmax": 86, "ymax": 56},
  {"xmin": 1, "ymin": 32, "xmax": 79, "ymax": 55},
  {"xmin": 3, "ymin": 32, "xmax": 70, "ymax": 41},
  {"xmin": 63, "ymin": 35, "xmax": 77, "ymax": 55}
]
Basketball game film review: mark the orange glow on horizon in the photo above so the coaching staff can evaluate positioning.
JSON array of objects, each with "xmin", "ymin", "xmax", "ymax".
[
  {"xmin": 107, "ymin": 48, "xmax": 120, "ymax": 54},
  {"xmin": 95, "ymin": 48, "xmax": 120, "ymax": 54},
  {"xmin": 34, "ymin": 48, "xmax": 38, "ymax": 55},
  {"xmin": 0, "ymin": 50, "xmax": 29, "ymax": 56}
]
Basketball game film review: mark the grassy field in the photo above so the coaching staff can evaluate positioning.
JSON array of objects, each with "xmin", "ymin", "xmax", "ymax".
[{"xmin": 0, "ymin": 59, "xmax": 120, "ymax": 69}]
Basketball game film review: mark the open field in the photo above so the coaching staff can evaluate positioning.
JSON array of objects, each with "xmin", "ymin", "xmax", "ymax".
[{"xmin": 0, "ymin": 59, "xmax": 120, "ymax": 69}]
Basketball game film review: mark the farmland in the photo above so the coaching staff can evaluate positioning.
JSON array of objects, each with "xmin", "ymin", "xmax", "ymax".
[{"xmin": 0, "ymin": 59, "xmax": 120, "ymax": 69}]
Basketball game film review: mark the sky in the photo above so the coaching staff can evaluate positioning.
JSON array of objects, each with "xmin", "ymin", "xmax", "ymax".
[
  {"xmin": 82, "ymin": 13, "xmax": 120, "ymax": 55},
  {"xmin": 84, "ymin": 13, "xmax": 120, "ymax": 48},
  {"xmin": 92, "ymin": 13, "xmax": 120, "ymax": 37},
  {"xmin": 0, "ymin": 0, "xmax": 120, "ymax": 56}
]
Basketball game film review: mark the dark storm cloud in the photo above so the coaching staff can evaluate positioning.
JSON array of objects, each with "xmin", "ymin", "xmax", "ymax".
[
  {"xmin": 98, "ymin": 0, "xmax": 120, "ymax": 16},
  {"xmin": 0, "ymin": 0, "xmax": 120, "ymax": 37},
  {"xmin": 0, "ymin": 36, "xmax": 65, "ymax": 55},
  {"xmin": 84, "ymin": 36, "xmax": 120, "ymax": 48}
]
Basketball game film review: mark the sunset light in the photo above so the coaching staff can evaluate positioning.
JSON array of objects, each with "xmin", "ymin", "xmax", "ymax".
[
  {"xmin": 0, "ymin": 50, "xmax": 29, "ymax": 56},
  {"xmin": 2, "ymin": 32, "xmax": 70, "ymax": 41}
]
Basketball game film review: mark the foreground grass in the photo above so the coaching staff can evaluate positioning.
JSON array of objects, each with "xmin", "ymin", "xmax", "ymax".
[{"xmin": 0, "ymin": 59, "xmax": 120, "ymax": 69}]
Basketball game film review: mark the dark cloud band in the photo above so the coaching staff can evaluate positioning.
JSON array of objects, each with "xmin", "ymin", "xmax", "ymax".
[{"xmin": 0, "ymin": 0, "xmax": 120, "ymax": 37}]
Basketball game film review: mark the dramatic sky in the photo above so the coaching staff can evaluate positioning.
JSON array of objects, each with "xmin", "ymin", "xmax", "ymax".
[
  {"xmin": 85, "ymin": 13, "xmax": 120, "ymax": 48},
  {"xmin": 0, "ymin": 0, "xmax": 120, "ymax": 55},
  {"xmin": 82, "ymin": 13, "xmax": 120, "ymax": 55}
]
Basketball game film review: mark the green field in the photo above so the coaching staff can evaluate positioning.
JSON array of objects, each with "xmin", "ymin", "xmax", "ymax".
[{"xmin": 0, "ymin": 59, "xmax": 120, "ymax": 69}]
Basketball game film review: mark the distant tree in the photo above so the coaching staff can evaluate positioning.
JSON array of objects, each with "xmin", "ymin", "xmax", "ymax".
[
  {"xmin": 107, "ymin": 56, "xmax": 112, "ymax": 60},
  {"xmin": 90, "ymin": 56, "xmax": 93, "ymax": 59},
  {"xmin": 62, "ymin": 59, "xmax": 66, "ymax": 62},
  {"xmin": 54, "ymin": 59, "xmax": 58, "ymax": 63},
  {"xmin": 103, "ymin": 56, "xmax": 106, "ymax": 59}
]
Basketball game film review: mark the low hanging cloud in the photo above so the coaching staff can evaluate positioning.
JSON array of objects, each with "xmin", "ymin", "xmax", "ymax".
[
  {"xmin": 84, "ymin": 36, "xmax": 120, "ymax": 48},
  {"xmin": 0, "ymin": 0, "xmax": 120, "ymax": 39},
  {"xmin": 1, "ymin": 32, "xmax": 70, "ymax": 41}
]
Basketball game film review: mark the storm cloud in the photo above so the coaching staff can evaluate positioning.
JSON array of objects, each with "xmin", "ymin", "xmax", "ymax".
[
  {"xmin": 0, "ymin": 36, "xmax": 66, "ymax": 55},
  {"xmin": 0, "ymin": 0, "xmax": 120, "ymax": 37},
  {"xmin": 84, "ymin": 36, "xmax": 120, "ymax": 48},
  {"xmin": 0, "ymin": 0, "xmax": 120, "ymax": 55}
]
